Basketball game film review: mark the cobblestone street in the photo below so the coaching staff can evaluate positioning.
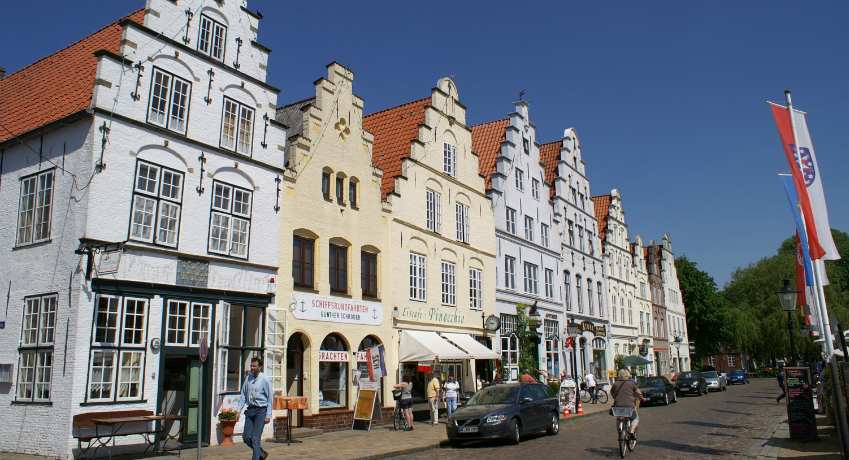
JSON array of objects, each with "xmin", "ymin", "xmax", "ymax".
[{"xmin": 396, "ymin": 378, "xmax": 795, "ymax": 459}]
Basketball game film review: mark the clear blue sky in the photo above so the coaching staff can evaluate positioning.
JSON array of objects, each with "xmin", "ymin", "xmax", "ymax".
[{"xmin": 3, "ymin": 1, "xmax": 848, "ymax": 287}]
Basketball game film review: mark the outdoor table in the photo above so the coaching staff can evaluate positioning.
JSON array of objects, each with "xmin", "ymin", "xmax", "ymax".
[
  {"xmin": 89, "ymin": 416, "xmax": 159, "ymax": 460},
  {"xmin": 273, "ymin": 396, "xmax": 309, "ymax": 445},
  {"xmin": 146, "ymin": 414, "xmax": 188, "ymax": 455}
]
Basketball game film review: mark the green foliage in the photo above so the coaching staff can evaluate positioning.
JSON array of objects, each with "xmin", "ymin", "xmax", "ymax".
[
  {"xmin": 548, "ymin": 381, "xmax": 561, "ymax": 395},
  {"xmin": 614, "ymin": 354, "xmax": 627, "ymax": 372},
  {"xmin": 675, "ymin": 255, "xmax": 730, "ymax": 360},
  {"xmin": 515, "ymin": 303, "xmax": 540, "ymax": 376}
]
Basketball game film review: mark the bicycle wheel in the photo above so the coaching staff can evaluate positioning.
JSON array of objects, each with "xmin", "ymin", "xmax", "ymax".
[
  {"xmin": 618, "ymin": 424, "xmax": 627, "ymax": 458},
  {"xmin": 394, "ymin": 407, "xmax": 402, "ymax": 431},
  {"xmin": 628, "ymin": 427, "xmax": 638, "ymax": 452},
  {"xmin": 580, "ymin": 389, "xmax": 591, "ymax": 403},
  {"xmin": 597, "ymin": 389, "xmax": 609, "ymax": 404}
]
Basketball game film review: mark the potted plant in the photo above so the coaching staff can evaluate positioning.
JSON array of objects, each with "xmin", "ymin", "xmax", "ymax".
[{"xmin": 218, "ymin": 409, "xmax": 238, "ymax": 446}]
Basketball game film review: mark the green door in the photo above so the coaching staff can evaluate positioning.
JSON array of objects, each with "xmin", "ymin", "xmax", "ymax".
[
  {"xmin": 185, "ymin": 358, "xmax": 201, "ymax": 442},
  {"xmin": 161, "ymin": 356, "xmax": 209, "ymax": 446}
]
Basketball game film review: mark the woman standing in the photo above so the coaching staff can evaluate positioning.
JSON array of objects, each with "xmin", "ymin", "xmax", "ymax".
[{"xmin": 393, "ymin": 375, "xmax": 415, "ymax": 431}]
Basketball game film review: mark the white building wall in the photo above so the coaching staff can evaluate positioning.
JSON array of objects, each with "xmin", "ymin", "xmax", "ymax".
[
  {"xmin": 633, "ymin": 235, "xmax": 654, "ymax": 375},
  {"xmin": 661, "ymin": 234, "xmax": 691, "ymax": 372}
]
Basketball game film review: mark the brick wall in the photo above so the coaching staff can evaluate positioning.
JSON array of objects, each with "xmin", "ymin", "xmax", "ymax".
[{"xmin": 273, "ymin": 407, "xmax": 394, "ymax": 438}]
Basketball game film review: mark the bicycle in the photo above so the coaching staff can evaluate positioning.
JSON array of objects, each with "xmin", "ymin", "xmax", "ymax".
[
  {"xmin": 611, "ymin": 406, "xmax": 638, "ymax": 458},
  {"xmin": 392, "ymin": 390, "xmax": 408, "ymax": 431},
  {"xmin": 580, "ymin": 385, "xmax": 609, "ymax": 404}
]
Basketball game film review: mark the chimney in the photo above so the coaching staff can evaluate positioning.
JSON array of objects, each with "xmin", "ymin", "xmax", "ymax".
[{"xmin": 0, "ymin": 67, "xmax": 5, "ymax": 79}]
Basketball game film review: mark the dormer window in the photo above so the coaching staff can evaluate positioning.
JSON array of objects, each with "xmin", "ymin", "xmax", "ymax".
[
  {"xmin": 523, "ymin": 138, "xmax": 530, "ymax": 155},
  {"xmin": 443, "ymin": 142, "xmax": 456, "ymax": 177},
  {"xmin": 220, "ymin": 97, "xmax": 254, "ymax": 155},
  {"xmin": 148, "ymin": 68, "xmax": 191, "ymax": 134},
  {"xmin": 198, "ymin": 15, "xmax": 227, "ymax": 61}
]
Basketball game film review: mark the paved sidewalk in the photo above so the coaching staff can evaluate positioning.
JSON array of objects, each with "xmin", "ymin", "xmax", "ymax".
[{"xmin": 743, "ymin": 411, "xmax": 841, "ymax": 460}]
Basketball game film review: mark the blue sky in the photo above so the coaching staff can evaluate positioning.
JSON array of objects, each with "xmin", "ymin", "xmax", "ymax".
[{"xmin": 3, "ymin": 1, "xmax": 848, "ymax": 287}]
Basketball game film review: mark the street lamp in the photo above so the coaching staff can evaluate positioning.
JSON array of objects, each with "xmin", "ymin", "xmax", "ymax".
[
  {"xmin": 673, "ymin": 334, "xmax": 684, "ymax": 374},
  {"xmin": 567, "ymin": 318, "xmax": 581, "ymax": 378},
  {"xmin": 777, "ymin": 277, "xmax": 800, "ymax": 366}
]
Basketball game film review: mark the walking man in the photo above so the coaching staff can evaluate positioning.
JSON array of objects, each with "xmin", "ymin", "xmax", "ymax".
[
  {"xmin": 776, "ymin": 368, "xmax": 786, "ymax": 404},
  {"xmin": 443, "ymin": 376, "xmax": 460, "ymax": 418},
  {"xmin": 427, "ymin": 373, "xmax": 441, "ymax": 425},
  {"xmin": 584, "ymin": 371, "xmax": 598, "ymax": 403},
  {"xmin": 236, "ymin": 357, "xmax": 272, "ymax": 460}
]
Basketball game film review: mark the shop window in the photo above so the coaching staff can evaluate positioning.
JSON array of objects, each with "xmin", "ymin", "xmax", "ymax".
[
  {"xmin": 319, "ymin": 333, "xmax": 349, "ymax": 409},
  {"xmin": 329, "ymin": 244, "xmax": 348, "ymax": 294},
  {"xmin": 544, "ymin": 320, "xmax": 560, "ymax": 380},
  {"xmin": 265, "ymin": 308, "xmax": 286, "ymax": 394},
  {"xmin": 590, "ymin": 338, "xmax": 608, "ymax": 383},
  {"xmin": 293, "ymin": 236, "xmax": 315, "ymax": 288},
  {"xmin": 218, "ymin": 303, "xmax": 264, "ymax": 393},
  {"xmin": 361, "ymin": 252, "xmax": 378, "ymax": 298},
  {"xmin": 87, "ymin": 295, "xmax": 148, "ymax": 402}
]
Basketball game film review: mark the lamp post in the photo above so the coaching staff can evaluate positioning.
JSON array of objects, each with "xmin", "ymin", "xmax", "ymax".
[
  {"xmin": 673, "ymin": 334, "xmax": 684, "ymax": 374},
  {"xmin": 777, "ymin": 277, "xmax": 800, "ymax": 366},
  {"xmin": 567, "ymin": 318, "xmax": 581, "ymax": 378}
]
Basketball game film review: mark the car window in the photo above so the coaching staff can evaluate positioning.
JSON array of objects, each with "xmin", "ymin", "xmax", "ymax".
[
  {"xmin": 702, "ymin": 371, "xmax": 718, "ymax": 378},
  {"xmin": 678, "ymin": 371, "xmax": 698, "ymax": 379},
  {"xmin": 663, "ymin": 377, "xmax": 670, "ymax": 385},
  {"xmin": 530, "ymin": 385, "xmax": 548, "ymax": 400},
  {"xmin": 520, "ymin": 386, "xmax": 534, "ymax": 401},
  {"xmin": 545, "ymin": 384, "xmax": 557, "ymax": 397},
  {"xmin": 466, "ymin": 386, "xmax": 520, "ymax": 405},
  {"xmin": 638, "ymin": 377, "xmax": 665, "ymax": 387}
]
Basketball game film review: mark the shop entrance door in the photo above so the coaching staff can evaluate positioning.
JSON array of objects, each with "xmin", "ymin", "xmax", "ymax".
[
  {"xmin": 160, "ymin": 356, "xmax": 205, "ymax": 445},
  {"xmin": 286, "ymin": 333, "xmax": 305, "ymax": 426}
]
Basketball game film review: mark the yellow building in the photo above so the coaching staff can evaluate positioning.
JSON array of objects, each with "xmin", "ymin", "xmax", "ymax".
[
  {"xmin": 274, "ymin": 63, "xmax": 395, "ymax": 431},
  {"xmin": 364, "ymin": 78, "xmax": 500, "ymax": 406}
]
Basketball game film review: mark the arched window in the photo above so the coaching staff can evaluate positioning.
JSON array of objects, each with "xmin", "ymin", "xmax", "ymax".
[
  {"xmin": 356, "ymin": 336, "xmax": 384, "ymax": 407},
  {"xmin": 319, "ymin": 333, "xmax": 349, "ymax": 409}
]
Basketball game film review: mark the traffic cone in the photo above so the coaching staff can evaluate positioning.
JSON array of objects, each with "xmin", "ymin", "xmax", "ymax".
[
  {"xmin": 576, "ymin": 399, "xmax": 584, "ymax": 415},
  {"xmin": 563, "ymin": 405, "xmax": 571, "ymax": 418}
]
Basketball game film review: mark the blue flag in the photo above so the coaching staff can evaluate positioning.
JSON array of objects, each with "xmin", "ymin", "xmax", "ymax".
[{"xmin": 780, "ymin": 175, "xmax": 814, "ymax": 286}]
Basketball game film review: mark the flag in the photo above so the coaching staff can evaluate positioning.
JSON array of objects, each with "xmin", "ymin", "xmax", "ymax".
[
  {"xmin": 780, "ymin": 175, "xmax": 814, "ymax": 287},
  {"xmin": 368, "ymin": 344, "xmax": 387, "ymax": 379},
  {"xmin": 770, "ymin": 104, "xmax": 826, "ymax": 260},
  {"xmin": 790, "ymin": 109, "xmax": 840, "ymax": 260}
]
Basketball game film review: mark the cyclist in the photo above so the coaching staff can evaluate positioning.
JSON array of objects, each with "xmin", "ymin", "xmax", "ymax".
[
  {"xmin": 611, "ymin": 369, "xmax": 644, "ymax": 440},
  {"xmin": 585, "ymin": 371, "xmax": 599, "ymax": 403}
]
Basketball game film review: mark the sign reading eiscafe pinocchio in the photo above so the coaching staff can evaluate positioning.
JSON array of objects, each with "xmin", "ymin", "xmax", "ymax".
[{"xmin": 580, "ymin": 321, "xmax": 606, "ymax": 337}]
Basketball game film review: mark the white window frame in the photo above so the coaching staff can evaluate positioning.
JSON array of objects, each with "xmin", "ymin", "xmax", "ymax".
[
  {"xmin": 564, "ymin": 271, "xmax": 572, "ymax": 311},
  {"xmin": 441, "ymin": 261, "xmax": 456, "ymax": 307},
  {"xmin": 708, "ymin": 356, "xmax": 716, "ymax": 367},
  {"xmin": 469, "ymin": 268, "xmax": 483, "ymax": 310},
  {"xmin": 515, "ymin": 169, "xmax": 524, "ymax": 191},
  {"xmin": 88, "ymin": 295, "xmax": 147, "ymax": 403},
  {"xmin": 409, "ymin": 253, "xmax": 427, "ymax": 301},
  {"xmin": 544, "ymin": 268, "xmax": 554, "ymax": 299},
  {"xmin": 426, "ymin": 189, "xmax": 442, "ymax": 233},
  {"xmin": 523, "ymin": 262, "xmax": 538, "ymax": 295},
  {"xmin": 443, "ymin": 142, "xmax": 457, "ymax": 177},
  {"xmin": 197, "ymin": 14, "xmax": 227, "ymax": 61},
  {"xmin": 208, "ymin": 181, "xmax": 252, "ymax": 258},
  {"xmin": 165, "ymin": 300, "xmax": 212, "ymax": 347},
  {"xmin": 505, "ymin": 256, "xmax": 516, "ymax": 290},
  {"xmin": 576, "ymin": 276, "xmax": 583, "ymax": 313},
  {"xmin": 17, "ymin": 294, "xmax": 57, "ymax": 402},
  {"xmin": 120, "ymin": 298, "xmax": 148, "ymax": 346},
  {"xmin": 524, "ymin": 216, "xmax": 534, "ymax": 242},
  {"xmin": 130, "ymin": 161, "xmax": 184, "ymax": 247},
  {"xmin": 567, "ymin": 221, "xmax": 575, "ymax": 246},
  {"xmin": 88, "ymin": 350, "xmax": 117, "ymax": 402},
  {"xmin": 220, "ymin": 97, "xmax": 255, "ymax": 155},
  {"xmin": 506, "ymin": 207, "xmax": 517, "ymax": 234},
  {"xmin": 729, "ymin": 356, "xmax": 735, "ymax": 367},
  {"xmin": 455, "ymin": 203, "xmax": 469, "ymax": 243},
  {"xmin": 541, "ymin": 223, "xmax": 549, "ymax": 248},
  {"xmin": 531, "ymin": 178, "xmax": 540, "ymax": 200},
  {"xmin": 16, "ymin": 169, "xmax": 54, "ymax": 246},
  {"xmin": 117, "ymin": 350, "xmax": 144, "ymax": 401},
  {"xmin": 147, "ymin": 67, "xmax": 191, "ymax": 134},
  {"xmin": 93, "ymin": 295, "xmax": 121, "ymax": 347}
]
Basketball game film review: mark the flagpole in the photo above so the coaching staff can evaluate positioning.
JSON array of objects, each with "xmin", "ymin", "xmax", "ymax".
[{"xmin": 786, "ymin": 90, "xmax": 849, "ymax": 460}]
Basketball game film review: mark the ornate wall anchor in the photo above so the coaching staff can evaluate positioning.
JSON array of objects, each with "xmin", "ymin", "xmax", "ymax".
[
  {"xmin": 196, "ymin": 152, "xmax": 207, "ymax": 195},
  {"xmin": 130, "ymin": 62, "xmax": 145, "ymax": 101},
  {"xmin": 204, "ymin": 68, "xmax": 214, "ymax": 105},
  {"xmin": 261, "ymin": 113, "xmax": 269, "ymax": 148},
  {"xmin": 233, "ymin": 37, "xmax": 243, "ymax": 69},
  {"xmin": 182, "ymin": 9, "xmax": 194, "ymax": 44},
  {"xmin": 274, "ymin": 175, "xmax": 281, "ymax": 213}
]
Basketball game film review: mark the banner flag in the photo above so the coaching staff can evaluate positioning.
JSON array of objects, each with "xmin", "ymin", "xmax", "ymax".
[
  {"xmin": 780, "ymin": 175, "xmax": 814, "ymax": 287},
  {"xmin": 770, "ymin": 104, "xmax": 826, "ymax": 260},
  {"xmin": 790, "ymin": 109, "xmax": 840, "ymax": 260},
  {"xmin": 368, "ymin": 344, "xmax": 387, "ymax": 379}
]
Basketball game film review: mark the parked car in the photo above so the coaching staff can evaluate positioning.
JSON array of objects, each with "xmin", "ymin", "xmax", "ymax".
[
  {"xmin": 727, "ymin": 368, "xmax": 750, "ymax": 385},
  {"xmin": 675, "ymin": 371, "xmax": 708, "ymax": 396},
  {"xmin": 637, "ymin": 376, "xmax": 677, "ymax": 405},
  {"xmin": 446, "ymin": 383, "xmax": 559, "ymax": 445},
  {"xmin": 702, "ymin": 371, "xmax": 727, "ymax": 391}
]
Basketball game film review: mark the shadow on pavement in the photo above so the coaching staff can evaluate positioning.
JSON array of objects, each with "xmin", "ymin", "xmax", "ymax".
[
  {"xmin": 706, "ymin": 432, "xmax": 739, "ymax": 438},
  {"xmin": 710, "ymin": 409, "xmax": 754, "ymax": 415},
  {"xmin": 584, "ymin": 446, "xmax": 622, "ymax": 458},
  {"xmin": 640, "ymin": 439, "xmax": 736, "ymax": 456},
  {"xmin": 678, "ymin": 420, "xmax": 746, "ymax": 430},
  {"xmin": 724, "ymin": 400, "xmax": 765, "ymax": 405}
]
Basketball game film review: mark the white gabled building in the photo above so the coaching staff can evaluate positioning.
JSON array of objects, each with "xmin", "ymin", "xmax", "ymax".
[
  {"xmin": 540, "ymin": 129, "xmax": 610, "ymax": 384},
  {"xmin": 473, "ymin": 101, "xmax": 564, "ymax": 383},
  {"xmin": 632, "ymin": 235, "xmax": 655, "ymax": 375},
  {"xmin": 0, "ymin": 1, "xmax": 286, "ymax": 457},
  {"xmin": 661, "ymin": 233, "xmax": 691, "ymax": 373}
]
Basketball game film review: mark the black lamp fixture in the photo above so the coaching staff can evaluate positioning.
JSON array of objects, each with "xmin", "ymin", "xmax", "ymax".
[
  {"xmin": 528, "ymin": 300, "xmax": 541, "ymax": 323},
  {"xmin": 777, "ymin": 277, "xmax": 800, "ymax": 312},
  {"xmin": 567, "ymin": 318, "xmax": 582, "ymax": 337}
]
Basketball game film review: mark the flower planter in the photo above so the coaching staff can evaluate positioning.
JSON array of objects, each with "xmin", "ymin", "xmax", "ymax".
[{"xmin": 219, "ymin": 419, "xmax": 237, "ymax": 446}]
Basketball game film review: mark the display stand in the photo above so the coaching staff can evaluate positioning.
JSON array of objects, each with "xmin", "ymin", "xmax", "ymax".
[{"xmin": 273, "ymin": 396, "xmax": 309, "ymax": 446}]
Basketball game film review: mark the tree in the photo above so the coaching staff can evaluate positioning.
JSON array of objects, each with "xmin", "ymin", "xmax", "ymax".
[
  {"xmin": 675, "ymin": 255, "xmax": 729, "ymax": 360},
  {"xmin": 514, "ymin": 303, "xmax": 540, "ymax": 377}
]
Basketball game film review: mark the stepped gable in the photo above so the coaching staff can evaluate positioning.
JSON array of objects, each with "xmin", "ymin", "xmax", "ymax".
[
  {"xmin": 0, "ymin": 9, "xmax": 144, "ymax": 143},
  {"xmin": 539, "ymin": 141, "xmax": 561, "ymax": 199},
  {"xmin": 362, "ymin": 97, "xmax": 430, "ymax": 199},
  {"xmin": 593, "ymin": 194, "xmax": 612, "ymax": 242},
  {"xmin": 276, "ymin": 97, "xmax": 316, "ymax": 140},
  {"xmin": 470, "ymin": 118, "xmax": 509, "ymax": 189}
]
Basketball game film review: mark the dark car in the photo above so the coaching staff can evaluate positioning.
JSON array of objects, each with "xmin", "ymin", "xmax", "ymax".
[
  {"xmin": 675, "ymin": 371, "xmax": 708, "ymax": 396},
  {"xmin": 727, "ymin": 368, "xmax": 750, "ymax": 385},
  {"xmin": 637, "ymin": 376, "xmax": 677, "ymax": 405},
  {"xmin": 446, "ymin": 382, "xmax": 559, "ymax": 446}
]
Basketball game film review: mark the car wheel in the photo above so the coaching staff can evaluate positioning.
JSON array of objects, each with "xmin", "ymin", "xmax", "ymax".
[
  {"xmin": 508, "ymin": 418, "xmax": 521, "ymax": 445},
  {"xmin": 663, "ymin": 392, "xmax": 669, "ymax": 406},
  {"xmin": 546, "ymin": 412, "xmax": 559, "ymax": 435},
  {"xmin": 672, "ymin": 391, "xmax": 678, "ymax": 403}
]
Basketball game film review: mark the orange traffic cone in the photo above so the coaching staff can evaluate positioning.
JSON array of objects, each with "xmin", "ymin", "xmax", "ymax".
[
  {"xmin": 576, "ymin": 399, "xmax": 584, "ymax": 415},
  {"xmin": 563, "ymin": 405, "xmax": 571, "ymax": 418}
]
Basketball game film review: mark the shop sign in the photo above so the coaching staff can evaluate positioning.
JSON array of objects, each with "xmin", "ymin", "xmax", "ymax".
[
  {"xmin": 580, "ymin": 321, "xmax": 595, "ymax": 333},
  {"xmin": 96, "ymin": 250, "xmax": 122, "ymax": 276},
  {"xmin": 398, "ymin": 305, "xmax": 466, "ymax": 326},
  {"xmin": 319, "ymin": 351, "xmax": 350, "ymax": 362},
  {"xmin": 563, "ymin": 337, "xmax": 574, "ymax": 349},
  {"xmin": 594, "ymin": 325, "xmax": 606, "ymax": 337},
  {"xmin": 545, "ymin": 313, "xmax": 558, "ymax": 320},
  {"xmin": 358, "ymin": 379, "xmax": 379, "ymax": 391},
  {"xmin": 291, "ymin": 293, "xmax": 383, "ymax": 326}
]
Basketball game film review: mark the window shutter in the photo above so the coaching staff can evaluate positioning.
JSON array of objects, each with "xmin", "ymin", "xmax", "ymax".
[{"xmin": 219, "ymin": 302, "xmax": 230, "ymax": 347}]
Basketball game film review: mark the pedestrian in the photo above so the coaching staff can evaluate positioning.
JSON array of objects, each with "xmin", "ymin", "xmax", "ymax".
[
  {"xmin": 584, "ymin": 371, "xmax": 598, "ymax": 403},
  {"xmin": 776, "ymin": 368, "xmax": 786, "ymax": 404},
  {"xmin": 443, "ymin": 376, "xmax": 460, "ymax": 418},
  {"xmin": 520, "ymin": 369, "xmax": 538, "ymax": 383},
  {"xmin": 426, "ymin": 372, "xmax": 441, "ymax": 425},
  {"xmin": 475, "ymin": 374, "xmax": 487, "ymax": 391},
  {"xmin": 393, "ymin": 375, "xmax": 414, "ymax": 431},
  {"xmin": 492, "ymin": 373, "xmax": 504, "ymax": 385},
  {"xmin": 236, "ymin": 357, "xmax": 271, "ymax": 460}
]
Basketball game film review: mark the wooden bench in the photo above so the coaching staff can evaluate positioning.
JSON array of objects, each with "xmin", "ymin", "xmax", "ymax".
[{"xmin": 73, "ymin": 410, "xmax": 160, "ymax": 460}]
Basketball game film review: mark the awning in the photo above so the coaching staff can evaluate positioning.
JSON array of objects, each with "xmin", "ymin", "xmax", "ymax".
[
  {"xmin": 399, "ymin": 330, "xmax": 469, "ymax": 362},
  {"xmin": 442, "ymin": 333, "xmax": 501, "ymax": 360}
]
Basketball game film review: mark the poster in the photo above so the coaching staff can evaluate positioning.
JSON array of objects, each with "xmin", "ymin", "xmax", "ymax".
[
  {"xmin": 559, "ymin": 378, "xmax": 576, "ymax": 413},
  {"xmin": 219, "ymin": 394, "xmax": 246, "ymax": 434},
  {"xmin": 352, "ymin": 389, "xmax": 377, "ymax": 431},
  {"xmin": 784, "ymin": 367, "xmax": 818, "ymax": 440}
]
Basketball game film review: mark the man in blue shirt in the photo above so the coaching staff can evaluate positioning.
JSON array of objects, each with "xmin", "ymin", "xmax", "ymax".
[{"xmin": 236, "ymin": 357, "xmax": 273, "ymax": 460}]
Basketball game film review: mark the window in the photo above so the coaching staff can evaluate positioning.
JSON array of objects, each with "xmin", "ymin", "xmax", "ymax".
[
  {"xmin": 598, "ymin": 282, "xmax": 604, "ymax": 317},
  {"xmin": 531, "ymin": 178, "xmax": 540, "ymax": 199},
  {"xmin": 564, "ymin": 271, "xmax": 571, "ymax": 311},
  {"xmin": 197, "ymin": 14, "xmax": 226, "ymax": 60},
  {"xmin": 293, "ymin": 236, "xmax": 315, "ymax": 288},
  {"xmin": 640, "ymin": 312, "xmax": 645, "ymax": 334},
  {"xmin": 524, "ymin": 216, "xmax": 534, "ymax": 242},
  {"xmin": 322, "ymin": 172, "xmax": 331, "ymax": 199},
  {"xmin": 523, "ymin": 262, "xmax": 538, "ymax": 295},
  {"xmin": 504, "ymin": 256, "xmax": 516, "ymax": 290},
  {"xmin": 728, "ymin": 356, "xmax": 735, "ymax": 367},
  {"xmin": 640, "ymin": 282, "xmax": 647, "ymax": 298},
  {"xmin": 441, "ymin": 261, "xmax": 456, "ymax": 306},
  {"xmin": 515, "ymin": 169, "xmax": 524, "ymax": 190},
  {"xmin": 570, "ymin": 187, "xmax": 577, "ymax": 204},
  {"xmin": 148, "ymin": 68, "xmax": 191, "ymax": 134},
  {"xmin": 329, "ymin": 245, "xmax": 348, "ymax": 293},
  {"xmin": 218, "ymin": 303, "xmax": 264, "ymax": 393},
  {"xmin": 220, "ymin": 97, "xmax": 255, "ymax": 155},
  {"xmin": 469, "ymin": 268, "xmax": 482, "ymax": 310},
  {"xmin": 588, "ymin": 238, "xmax": 594, "ymax": 255},
  {"xmin": 708, "ymin": 356, "xmax": 716, "ymax": 367},
  {"xmin": 361, "ymin": 252, "xmax": 378, "ymax": 298},
  {"xmin": 506, "ymin": 208, "xmax": 517, "ymax": 234},
  {"xmin": 130, "ymin": 161, "xmax": 184, "ymax": 247},
  {"xmin": 523, "ymin": 138, "xmax": 530, "ymax": 154},
  {"xmin": 455, "ymin": 203, "xmax": 470, "ymax": 243},
  {"xmin": 620, "ymin": 298, "xmax": 625, "ymax": 327},
  {"xmin": 647, "ymin": 313, "xmax": 652, "ymax": 335},
  {"xmin": 567, "ymin": 221, "xmax": 574, "ymax": 247},
  {"xmin": 209, "ymin": 181, "xmax": 252, "ymax": 258},
  {"xmin": 578, "ymin": 192, "xmax": 585, "ymax": 210},
  {"xmin": 541, "ymin": 223, "xmax": 549, "ymax": 247},
  {"xmin": 576, "ymin": 276, "xmax": 583, "ymax": 313},
  {"xmin": 587, "ymin": 280, "xmax": 594, "ymax": 316},
  {"xmin": 17, "ymin": 170, "xmax": 54, "ymax": 245},
  {"xmin": 88, "ymin": 295, "xmax": 148, "ymax": 402},
  {"xmin": 409, "ymin": 253, "xmax": 426, "ymax": 301},
  {"xmin": 443, "ymin": 142, "xmax": 457, "ymax": 176},
  {"xmin": 578, "ymin": 226, "xmax": 585, "ymax": 252},
  {"xmin": 544, "ymin": 320, "xmax": 560, "ymax": 378},
  {"xmin": 335, "ymin": 177, "xmax": 344, "ymax": 203},
  {"xmin": 612, "ymin": 296, "xmax": 617, "ymax": 322},
  {"xmin": 426, "ymin": 189, "xmax": 441, "ymax": 233},
  {"xmin": 544, "ymin": 269, "xmax": 554, "ymax": 299},
  {"xmin": 17, "ymin": 295, "xmax": 56, "ymax": 402},
  {"xmin": 629, "ymin": 300, "xmax": 634, "ymax": 325},
  {"xmin": 349, "ymin": 181, "xmax": 358, "ymax": 207}
]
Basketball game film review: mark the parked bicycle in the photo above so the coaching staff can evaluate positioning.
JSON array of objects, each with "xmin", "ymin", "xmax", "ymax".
[
  {"xmin": 579, "ymin": 384, "xmax": 609, "ymax": 404},
  {"xmin": 392, "ymin": 389, "xmax": 408, "ymax": 431}
]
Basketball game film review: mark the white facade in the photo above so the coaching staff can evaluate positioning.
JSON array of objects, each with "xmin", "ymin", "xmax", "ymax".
[
  {"xmin": 661, "ymin": 233, "xmax": 691, "ymax": 373},
  {"xmin": 633, "ymin": 235, "xmax": 654, "ymax": 375},
  {"xmin": 0, "ymin": 1, "xmax": 286, "ymax": 457}
]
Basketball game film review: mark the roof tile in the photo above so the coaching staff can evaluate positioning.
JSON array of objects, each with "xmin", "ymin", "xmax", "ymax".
[
  {"xmin": 592, "ymin": 194, "xmax": 612, "ymax": 242},
  {"xmin": 470, "ymin": 118, "xmax": 509, "ymax": 189},
  {"xmin": 539, "ymin": 141, "xmax": 561, "ymax": 199}
]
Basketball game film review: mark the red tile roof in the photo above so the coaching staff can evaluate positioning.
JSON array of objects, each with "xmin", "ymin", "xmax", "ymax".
[
  {"xmin": 0, "ymin": 9, "xmax": 144, "ymax": 144},
  {"xmin": 470, "ymin": 118, "xmax": 509, "ymax": 189},
  {"xmin": 363, "ymin": 97, "xmax": 430, "ymax": 199},
  {"xmin": 593, "ymin": 194, "xmax": 612, "ymax": 242},
  {"xmin": 539, "ymin": 141, "xmax": 561, "ymax": 199}
]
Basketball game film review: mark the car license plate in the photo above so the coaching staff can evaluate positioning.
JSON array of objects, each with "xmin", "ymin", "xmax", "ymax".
[{"xmin": 458, "ymin": 427, "xmax": 479, "ymax": 433}]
